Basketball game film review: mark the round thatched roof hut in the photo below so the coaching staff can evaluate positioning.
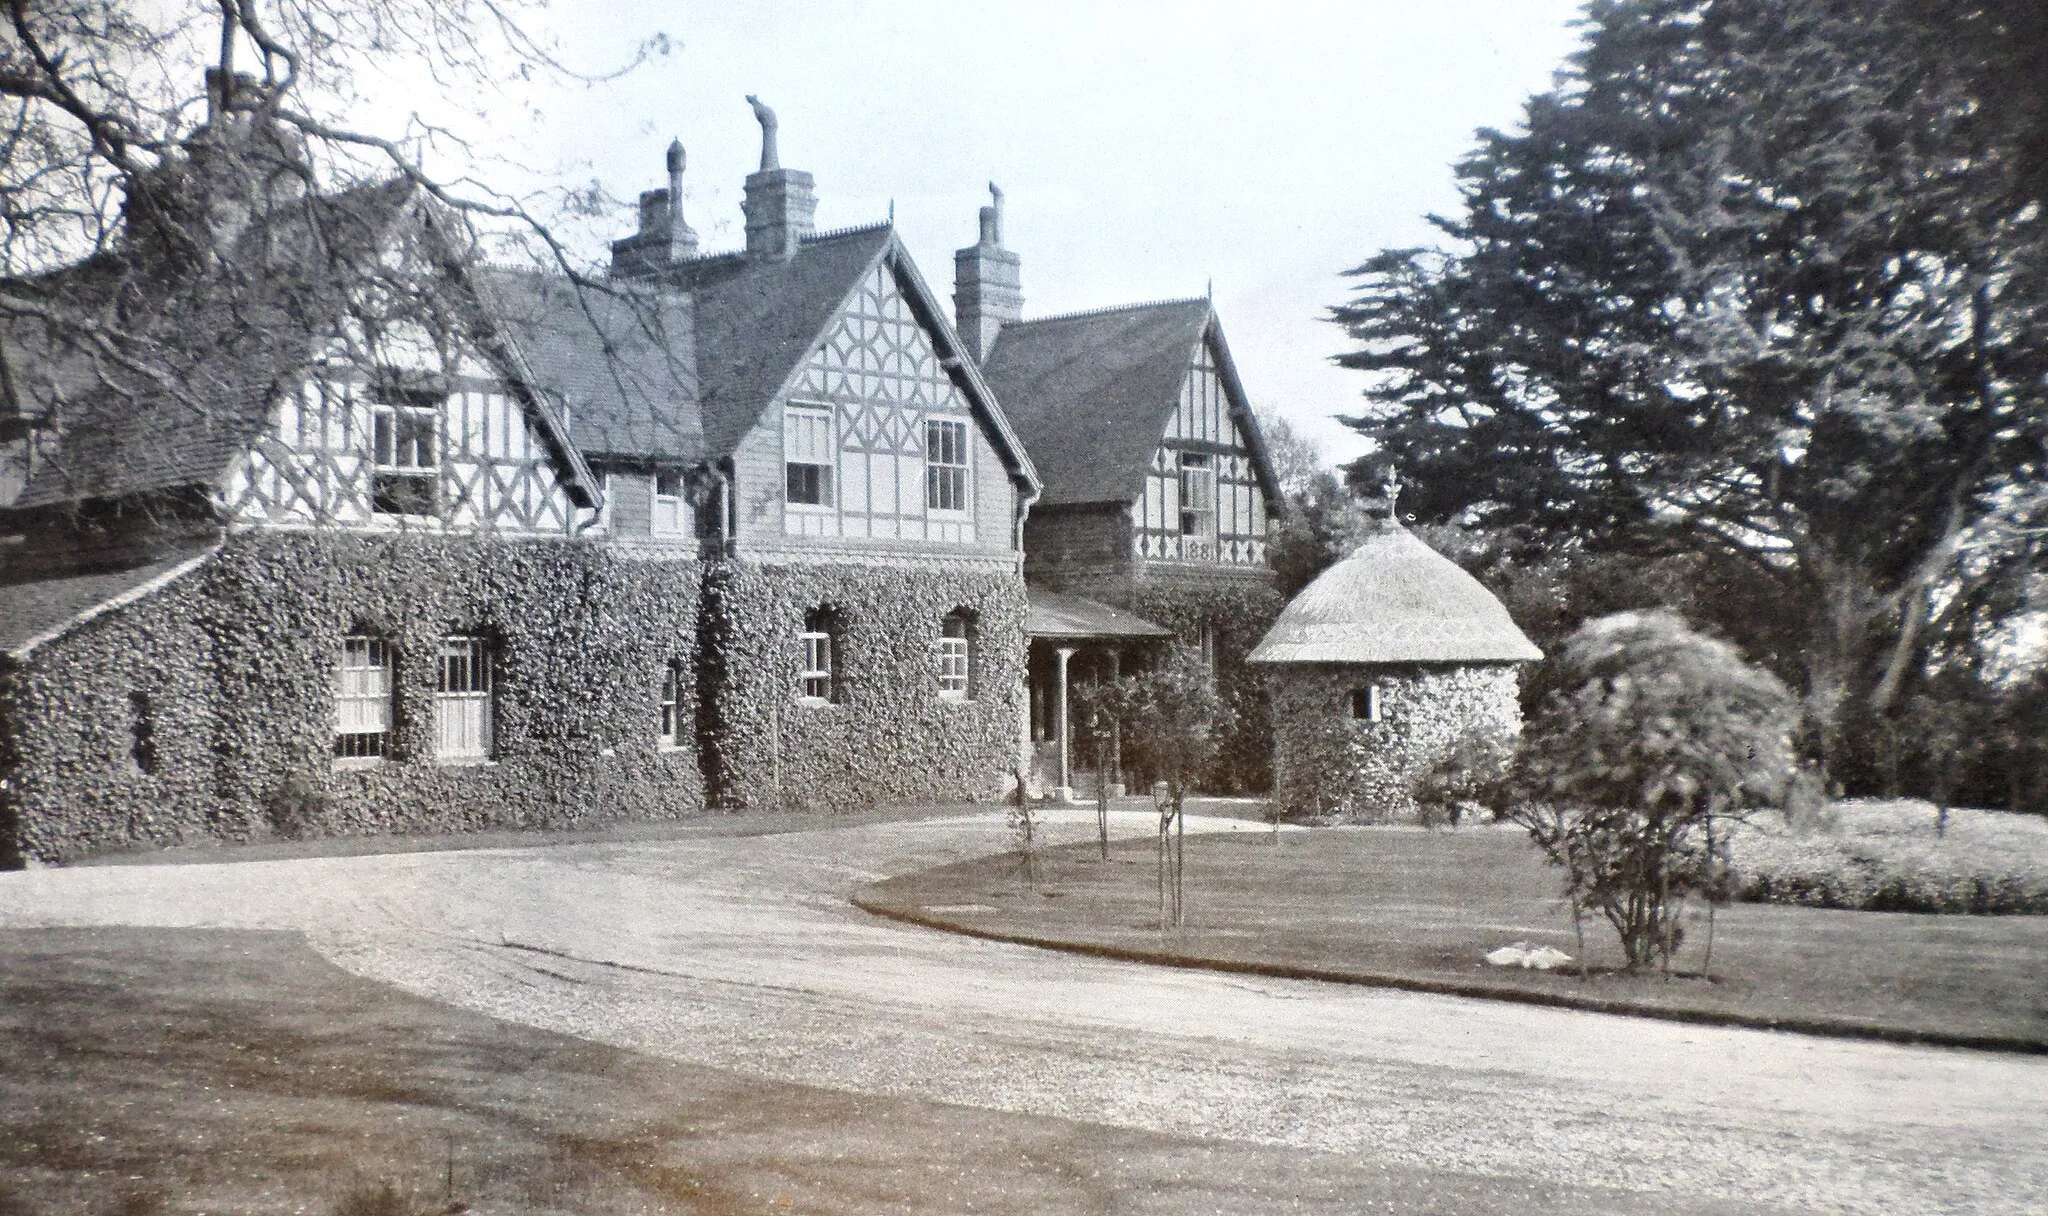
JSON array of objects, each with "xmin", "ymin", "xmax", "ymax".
[{"xmin": 1250, "ymin": 526, "xmax": 1541, "ymax": 822}]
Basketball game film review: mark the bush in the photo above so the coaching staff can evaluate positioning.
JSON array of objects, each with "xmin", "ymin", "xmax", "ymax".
[{"xmin": 1729, "ymin": 801, "xmax": 2048, "ymax": 914}]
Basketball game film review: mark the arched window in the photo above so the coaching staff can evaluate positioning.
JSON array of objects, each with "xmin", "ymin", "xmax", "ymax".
[
  {"xmin": 938, "ymin": 610, "xmax": 975, "ymax": 701},
  {"xmin": 336, "ymin": 631, "xmax": 395, "ymax": 761},
  {"xmin": 659, "ymin": 660, "xmax": 684, "ymax": 750},
  {"xmin": 435, "ymin": 634, "xmax": 495, "ymax": 761},
  {"xmin": 798, "ymin": 608, "xmax": 839, "ymax": 704}
]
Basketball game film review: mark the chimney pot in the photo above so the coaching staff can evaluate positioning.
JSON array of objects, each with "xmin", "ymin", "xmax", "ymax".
[
  {"xmin": 611, "ymin": 139, "xmax": 699, "ymax": 277},
  {"xmin": 954, "ymin": 182, "xmax": 1021, "ymax": 362}
]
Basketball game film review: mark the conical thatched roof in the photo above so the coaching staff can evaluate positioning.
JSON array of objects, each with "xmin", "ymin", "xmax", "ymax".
[{"xmin": 1249, "ymin": 526, "xmax": 1542, "ymax": 665}]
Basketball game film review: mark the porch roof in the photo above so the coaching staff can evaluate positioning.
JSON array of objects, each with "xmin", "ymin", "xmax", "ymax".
[{"xmin": 1025, "ymin": 586, "xmax": 1173, "ymax": 642}]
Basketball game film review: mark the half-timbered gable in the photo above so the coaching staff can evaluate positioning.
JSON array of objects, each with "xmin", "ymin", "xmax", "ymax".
[
  {"xmin": 982, "ymin": 299, "xmax": 1279, "ymax": 585},
  {"xmin": 220, "ymin": 362, "xmax": 591, "ymax": 535},
  {"xmin": 1132, "ymin": 333, "xmax": 1271, "ymax": 568}
]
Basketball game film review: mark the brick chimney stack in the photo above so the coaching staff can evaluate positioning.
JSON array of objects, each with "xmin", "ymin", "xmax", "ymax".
[
  {"xmin": 609, "ymin": 138, "xmax": 699, "ymax": 277},
  {"xmin": 953, "ymin": 183, "xmax": 1022, "ymax": 362},
  {"xmin": 741, "ymin": 95, "xmax": 816, "ymax": 260}
]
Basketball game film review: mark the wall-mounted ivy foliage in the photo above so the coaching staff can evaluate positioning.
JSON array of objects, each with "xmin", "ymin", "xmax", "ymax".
[
  {"xmin": 698, "ymin": 560, "xmax": 1027, "ymax": 811},
  {"xmin": 2, "ymin": 531, "xmax": 707, "ymax": 863},
  {"xmin": 1266, "ymin": 663, "xmax": 1521, "ymax": 823},
  {"xmin": 1116, "ymin": 576, "xmax": 1282, "ymax": 794}
]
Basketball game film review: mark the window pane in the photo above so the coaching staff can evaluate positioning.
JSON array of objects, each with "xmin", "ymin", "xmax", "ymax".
[{"xmin": 787, "ymin": 462, "xmax": 832, "ymax": 507}]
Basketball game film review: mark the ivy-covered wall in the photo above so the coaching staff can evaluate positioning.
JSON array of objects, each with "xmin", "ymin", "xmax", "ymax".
[
  {"xmin": 2, "ymin": 530, "xmax": 706, "ymax": 863},
  {"xmin": 1114, "ymin": 573, "xmax": 1282, "ymax": 794},
  {"xmin": 1266, "ymin": 663, "xmax": 1522, "ymax": 823},
  {"xmin": 698, "ymin": 559, "xmax": 1027, "ymax": 810}
]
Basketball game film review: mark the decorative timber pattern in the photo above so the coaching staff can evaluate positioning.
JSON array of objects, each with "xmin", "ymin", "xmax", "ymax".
[
  {"xmin": 1135, "ymin": 338, "xmax": 1268, "ymax": 566},
  {"xmin": 784, "ymin": 261, "xmax": 978, "ymax": 545},
  {"xmin": 220, "ymin": 375, "xmax": 590, "ymax": 535}
]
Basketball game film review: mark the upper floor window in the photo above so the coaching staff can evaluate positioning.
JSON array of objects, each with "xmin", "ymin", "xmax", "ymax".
[
  {"xmin": 799, "ymin": 608, "xmax": 839, "ymax": 703},
  {"xmin": 336, "ymin": 632, "xmax": 394, "ymax": 761},
  {"xmin": 1178, "ymin": 452, "xmax": 1214, "ymax": 537},
  {"xmin": 369, "ymin": 381, "xmax": 442, "ymax": 517},
  {"xmin": 785, "ymin": 405, "xmax": 834, "ymax": 508},
  {"xmin": 938, "ymin": 610, "xmax": 975, "ymax": 700},
  {"xmin": 926, "ymin": 419, "xmax": 970, "ymax": 513},
  {"xmin": 652, "ymin": 470, "xmax": 688, "ymax": 536},
  {"xmin": 434, "ymin": 634, "xmax": 494, "ymax": 761}
]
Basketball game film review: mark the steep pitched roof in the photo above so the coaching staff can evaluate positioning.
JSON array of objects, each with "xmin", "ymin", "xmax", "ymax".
[
  {"xmin": 657, "ymin": 224, "xmax": 896, "ymax": 458},
  {"xmin": 635, "ymin": 223, "xmax": 1036, "ymax": 493},
  {"xmin": 1249, "ymin": 526, "xmax": 1543, "ymax": 665},
  {"xmin": 7, "ymin": 177, "xmax": 419, "ymax": 510},
  {"xmin": 980, "ymin": 299, "xmax": 1213, "ymax": 507},
  {"xmin": 476, "ymin": 269, "xmax": 702, "ymax": 464}
]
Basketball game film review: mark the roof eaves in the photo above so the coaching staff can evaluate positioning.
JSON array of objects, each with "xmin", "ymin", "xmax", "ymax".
[
  {"xmin": 5, "ymin": 541, "xmax": 220, "ymax": 659},
  {"xmin": 1199, "ymin": 314, "xmax": 1282, "ymax": 506}
]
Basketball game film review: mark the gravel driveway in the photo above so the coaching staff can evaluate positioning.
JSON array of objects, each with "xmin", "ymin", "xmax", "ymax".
[{"xmin": 2, "ymin": 810, "xmax": 2043, "ymax": 1214}]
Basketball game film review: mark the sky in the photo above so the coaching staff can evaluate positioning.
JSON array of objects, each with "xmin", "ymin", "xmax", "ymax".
[{"xmin": 411, "ymin": 1, "xmax": 1591, "ymax": 469}]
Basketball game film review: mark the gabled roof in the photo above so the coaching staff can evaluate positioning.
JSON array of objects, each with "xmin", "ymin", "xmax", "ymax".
[
  {"xmin": 7, "ymin": 177, "xmax": 419, "ymax": 510},
  {"xmin": 981, "ymin": 298, "xmax": 1278, "ymax": 509},
  {"xmin": 1024, "ymin": 584, "xmax": 1173, "ymax": 641},
  {"xmin": 1249, "ymin": 525, "xmax": 1543, "ymax": 665},
  {"xmin": 0, "ymin": 538, "xmax": 217, "ymax": 657},
  {"xmin": 635, "ymin": 223, "xmax": 1037, "ymax": 494},
  {"xmin": 477, "ymin": 268, "xmax": 702, "ymax": 464}
]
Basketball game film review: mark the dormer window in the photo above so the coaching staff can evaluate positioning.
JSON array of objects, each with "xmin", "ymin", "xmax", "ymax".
[
  {"xmin": 369, "ymin": 380, "xmax": 442, "ymax": 517},
  {"xmin": 785, "ymin": 404, "xmax": 834, "ymax": 508}
]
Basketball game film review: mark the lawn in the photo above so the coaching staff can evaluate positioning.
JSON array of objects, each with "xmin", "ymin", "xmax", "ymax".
[
  {"xmin": 859, "ymin": 822, "xmax": 2048, "ymax": 1049},
  {"xmin": 0, "ymin": 926, "xmax": 1725, "ymax": 1216}
]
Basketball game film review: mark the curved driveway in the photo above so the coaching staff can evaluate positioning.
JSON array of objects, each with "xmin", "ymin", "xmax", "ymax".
[{"xmin": 2, "ymin": 810, "xmax": 2043, "ymax": 1214}]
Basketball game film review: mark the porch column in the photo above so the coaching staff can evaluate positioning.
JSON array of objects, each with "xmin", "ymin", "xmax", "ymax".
[
  {"xmin": 1053, "ymin": 646, "xmax": 1076, "ymax": 804},
  {"xmin": 1106, "ymin": 646, "xmax": 1125, "ymax": 798}
]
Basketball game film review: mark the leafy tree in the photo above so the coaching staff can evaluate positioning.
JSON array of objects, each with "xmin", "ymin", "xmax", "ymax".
[
  {"xmin": 1264, "ymin": 469, "xmax": 1382, "ymax": 599},
  {"xmin": 1511, "ymin": 611, "xmax": 1798, "ymax": 973},
  {"xmin": 1251, "ymin": 407, "xmax": 1325, "ymax": 499},
  {"xmin": 1332, "ymin": 0, "xmax": 2048, "ymax": 784},
  {"xmin": 1079, "ymin": 646, "xmax": 1221, "ymax": 929}
]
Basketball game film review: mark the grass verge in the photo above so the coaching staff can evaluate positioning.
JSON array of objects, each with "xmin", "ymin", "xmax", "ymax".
[
  {"xmin": 858, "ymin": 826, "xmax": 2048, "ymax": 1051},
  {"xmin": 0, "ymin": 926, "xmax": 1754, "ymax": 1216}
]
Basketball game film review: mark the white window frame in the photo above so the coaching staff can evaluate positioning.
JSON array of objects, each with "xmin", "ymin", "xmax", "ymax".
[
  {"xmin": 368, "ymin": 387, "xmax": 442, "ymax": 518},
  {"xmin": 784, "ymin": 403, "xmax": 836, "ymax": 511},
  {"xmin": 335, "ymin": 633, "xmax": 393, "ymax": 765},
  {"xmin": 799, "ymin": 629, "xmax": 834, "ymax": 703},
  {"xmin": 434, "ymin": 635, "xmax": 494, "ymax": 762},
  {"xmin": 659, "ymin": 661, "xmax": 684, "ymax": 750},
  {"xmin": 1349, "ymin": 684, "xmax": 1383, "ymax": 723},
  {"xmin": 938, "ymin": 613, "xmax": 972, "ymax": 701},
  {"xmin": 652, "ymin": 469, "xmax": 688, "ymax": 536},
  {"xmin": 1178, "ymin": 451, "xmax": 1215, "ymax": 540},
  {"xmin": 925, "ymin": 418, "xmax": 971, "ymax": 514}
]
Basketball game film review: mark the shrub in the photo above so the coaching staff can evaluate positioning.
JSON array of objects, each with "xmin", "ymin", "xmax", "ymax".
[{"xmin": 1729, "ymin": 801, "xmax": 2048, "ymax": 914}]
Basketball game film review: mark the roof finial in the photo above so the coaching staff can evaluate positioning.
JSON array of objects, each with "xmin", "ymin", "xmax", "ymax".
[
  {"xmin": 744, "ymin": 94, "xmax": 779, "ymax": 172},
  {"xmin": 1206, "ymin": 276, "xmax": 1213, "ymax": 301},
  {"xmin": 1383, "ymin": 464, "xmax": 1402, "ymax": 517}
]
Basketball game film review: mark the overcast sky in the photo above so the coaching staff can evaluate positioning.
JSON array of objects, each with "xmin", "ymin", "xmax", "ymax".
[{"xmin": 456, "ymin": 1, "xmax": 1589, "ymax": 468}]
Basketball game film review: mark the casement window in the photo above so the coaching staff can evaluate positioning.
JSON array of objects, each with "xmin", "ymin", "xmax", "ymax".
[
  {"xmin": 925, "ymin": 418, "xmax": 970, "ymax": 513},
  {"xmin": 798, "ymin": 608, "xmax": 838, "ymax": 703},
  {"xmin": 652, "ymin": 470, "xmax": 687, "ymax": 536},
  {"xmin": 129, "ymin": 691, "xmax": 158, "ymax": 774},
  {"xmin": 1177, "ymin": 452, "xmax": 1214, "ymax": 538},
  {"xmin": 369, "ymin": 382, "xmax": 442, "ymax": 517},
  {"xmin": 1349, "ymin": 684, "xmax": 1383, "ymax": 723},
  {"xmin": 937, "ymin": 610, "xmax": 974, "ymax": 700},
  {"xmin": 335, "ymin": 633, "xmax": 394, "ymax": 760},
  {"xmin": 434, "ymin": 635, "xmax": 494, "ymax": 761},
  {"xmin": 785, "ymin": 404, "xmax": 835, "ymax": 508},
  {"xmin": 659, "ymin": 661, "xmax": 684, "ymax": 750}
]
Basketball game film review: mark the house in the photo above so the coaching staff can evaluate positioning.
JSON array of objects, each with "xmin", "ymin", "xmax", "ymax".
[
  {"xmin": 0, "ymin": 93, "xmax": 1280, "ymax": 865},
  {"xmin": 965, "ymin": 200, "xmax": 1285, "ymax": 797},
  {"xmin": 1249, "ymin": 520, "xmax": 1542, "ymax": 822}
]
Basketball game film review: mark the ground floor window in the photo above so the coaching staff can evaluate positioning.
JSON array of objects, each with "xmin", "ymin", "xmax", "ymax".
[
  {"xmin": 1349, "ymin": 684, "xmax": 1383, "ymax": 723},
  {"xmin": 938, "ymin": 610, "xmax": 973, "ymax": 700},
  {"xmin": 659, "ymin": 660, "xmax": 684, "ymax": 749},
  {"xmin": 336, "ymin": 633, "xmax": 393, "ymax": 759},
  {"xmin": 435, "ymin": 635, "xmax": 494, "ymax": 760},
  {"xmin": 128, "ymin": 691, "xmax": 158, "ymax": 774},
  {"xmin": 799, "ymin": 609, "xmax": 838, "ymax": 703}
]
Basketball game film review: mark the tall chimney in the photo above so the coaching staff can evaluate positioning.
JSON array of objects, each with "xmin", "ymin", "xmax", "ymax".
[
  {"xmin": 953, "ymin": 183, "xmax": 1022, "ymax": 362},
  {"xmin": 610, "ymin": 137, "xmax": 699, "ymax": 277},
  {"xmin": 741, "ymin": 95, "xmax": 816, "ymax": 260}
]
